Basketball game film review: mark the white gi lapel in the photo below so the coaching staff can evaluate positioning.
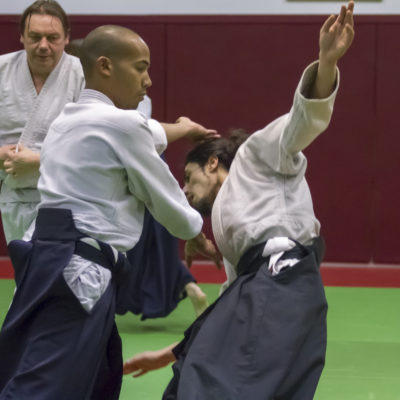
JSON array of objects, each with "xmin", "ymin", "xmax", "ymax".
[{"xmin": 5, "ymin": 52, "xmax": 72, "ymax": 189}]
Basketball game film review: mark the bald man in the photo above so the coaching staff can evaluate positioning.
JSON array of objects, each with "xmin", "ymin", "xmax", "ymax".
[
  {"xmin": 65, "ymin": 38, "xmax": 210, "ymax": 321},
  {"xmin": 0, "ymin": 25, "xmax": 219, "ymax": 400}
]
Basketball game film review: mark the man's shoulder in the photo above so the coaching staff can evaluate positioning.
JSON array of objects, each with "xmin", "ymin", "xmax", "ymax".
[
  {"xmin": 74, "ymin": 99, "xmax": 144, "ymax": 128},
  {"xmin": 62, "ymin": 53, "xmax": 84, "ymax": 78},
  {"xmin": 104, "ymin": 107, "xmax": 147, "ymax": 133},
  {"xmin": 0, "ymin": 49, "xmax": 24, "ymax": 66}
]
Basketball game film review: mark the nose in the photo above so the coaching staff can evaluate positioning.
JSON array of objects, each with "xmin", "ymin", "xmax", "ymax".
[
  {"xmin": 144, "ymin": 72, "xmax": 152, "ymax": 89},
  {"xmin": 38, "ymin": 37, "xmax": 50, "ymax": 51}
]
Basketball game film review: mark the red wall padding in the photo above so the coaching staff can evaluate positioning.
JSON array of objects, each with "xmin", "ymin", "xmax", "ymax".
[{"xmin": 0, "ymin": 15, "xmax": 398, "ymax": 263}]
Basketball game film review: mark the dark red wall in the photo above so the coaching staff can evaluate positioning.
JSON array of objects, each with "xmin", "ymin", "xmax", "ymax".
[{"xmin": 0, "ymin": 15, "xmax": 398, "ymax": 263}]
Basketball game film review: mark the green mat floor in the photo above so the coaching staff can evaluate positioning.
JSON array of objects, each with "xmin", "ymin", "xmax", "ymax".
[{"xmin": 1, "ymin": 280, "xmax": 399, "ymax": 399}]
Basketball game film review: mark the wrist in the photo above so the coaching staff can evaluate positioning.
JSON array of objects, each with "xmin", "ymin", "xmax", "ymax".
[{"xmin": 318, "ymin": 54, "xmax": 337, "ymax": 72}]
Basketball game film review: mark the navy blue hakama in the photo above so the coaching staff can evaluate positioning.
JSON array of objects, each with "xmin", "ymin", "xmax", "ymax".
[
  {"xmin": 163, "ymin": 238, "xmax": 328, "ymax": 400},
  {"xmin": 0, "ymin": 208, "xmax": 126, "ymax": 400},
  {"xmin": 117, "ymin": 208, "xmax": 196, "ymax": 319}
]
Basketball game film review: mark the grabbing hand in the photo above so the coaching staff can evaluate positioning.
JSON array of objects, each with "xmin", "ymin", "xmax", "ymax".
[
  {"xmin": 4, "ymin": 144, "xmax": 40, "ymax": 179},
  {"xmin": 176, "ymin": 116, "xmax": 220, "ymax": 143},
  {"xmin": 319, "ymin": 1, "xmax": 355, "ymax": 65},
  {"xmin": 185, "ymin": 232, "xmax": 223, "ymax": 269},
  {"xmin": 0, "ymin": 144, "xmax": 16, "ymax": 169}
]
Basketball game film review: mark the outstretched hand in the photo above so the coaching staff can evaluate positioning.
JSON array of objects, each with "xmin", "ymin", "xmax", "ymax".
[
  {"xmin": 311, "ymin": 1, "xmax": 355, "ymax": 99},
  {"xmin": 176, "ymin": 116, "xmax": 220, "ymax": 143},
  {"xmin": 123, "ymin": 344, "xmax": 177, "ymax": 378},
  {"xmin": 319, "ymin": 1, "xmax": 355, "ymax": 64},
  {"xmin": 185, "ymin": 232, "xmax": 223, "ymax": 269}
]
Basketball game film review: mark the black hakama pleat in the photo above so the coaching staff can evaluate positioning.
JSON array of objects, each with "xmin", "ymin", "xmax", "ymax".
[
  {"xmin": 163, "ymin": 239, "xmax": 327, "ymax": 400},
  {"xmin": 0, "ymin": 209, "xmax": 123, "ymax": 400},
  {"xmin": 117, "ymin": 208, "xmax": 195, "ymax": 319}
]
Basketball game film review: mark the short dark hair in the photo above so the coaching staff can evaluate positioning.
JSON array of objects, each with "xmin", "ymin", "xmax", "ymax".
[
  {"xmin": 20, "ymin": 0, "xmax": 70, "ymax": 37},
  {"xmin": 185, "ymin": 129, "xmax": 249, "ymax": 171}
]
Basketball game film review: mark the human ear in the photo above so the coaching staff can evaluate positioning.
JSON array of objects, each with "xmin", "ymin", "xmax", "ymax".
[
  {"xmin": 206, "ymin": 155, "xmax": 219, "ymax": 172},
  {"xmin": 64, "ymin": 33, "xmax": 70, "ymax": 46},
  {"xmin": 96, "ymin": 56, "xmax": 112, "ymax": 77}
]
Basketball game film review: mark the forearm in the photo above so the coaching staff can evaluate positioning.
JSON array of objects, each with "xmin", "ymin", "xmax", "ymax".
[
  {"xmin": 310, "ymin": 58, "xmax": 337, "ymax": 100},
  {"xmin": 161, "ymin": 122, "xmax": 188, "ymax": 144}
]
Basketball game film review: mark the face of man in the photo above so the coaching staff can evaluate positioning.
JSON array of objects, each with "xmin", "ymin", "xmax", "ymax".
[
  {"xmin": 109, "ymin": 37, "xmax": 152, "ymax": 110},
  {"xmin": 183, "ymin": 162, "xmax": 219, "ymax": 216},
  {"xmin": 20, "ymin": 13, "xmax": 69, "ymax": 78}
]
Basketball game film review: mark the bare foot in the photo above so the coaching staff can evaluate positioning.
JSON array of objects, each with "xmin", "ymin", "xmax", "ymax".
[{"xmin": 185, "ymin": 281, "xmax": 209, "ymax": 316}]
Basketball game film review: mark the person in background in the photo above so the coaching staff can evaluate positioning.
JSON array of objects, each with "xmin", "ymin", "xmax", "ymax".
[{"xmin": 0, "ymin": 0, "xmax": 85, "ymax": 243}]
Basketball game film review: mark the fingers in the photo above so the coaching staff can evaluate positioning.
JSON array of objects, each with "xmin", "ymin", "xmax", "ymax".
[
  {"xmin": 132, "ymin": 369, "xmax": 147, "ymax": 378},
  {"xmin": 336, "ymin": 4, "xmax": 347, "ymax": 25},
  {"xmin": 323, "ymin": 1, "xmax": 354, "ymax": 33},
  {"xmin": 123, "ymin": 358, "xmax": 147, "ymax": 376},
  {"xmin": 321, "ymin": 14, "xmax": 336, "ymax": 34},
  {"xmin": 4, "ymin": 162, "xmax": 16, "ymax": 175},
  {"xmin": 347, "ymin": 0, "xmax": 354, "ymax": 14},
  {"xmin": 122, "ymin": 361, "xmax": 134, "ymax": 374},
  {"xmin": 340, "ymin": 2, "xmax": 354, "ymax": 28},
  {"xmin": 205, "ymin": 129, "xmax": 220, "ymax": 138},
  {"xmin": 344, "ymin": 7, "xmax": 354, "ymax": 30},
  {"xmin": 213, "ymin": 256, "xmax": 223, "ymax": 270},
  {"xmin": 344, "ymin": 23, "xmax": 355, "ymax": 43}
]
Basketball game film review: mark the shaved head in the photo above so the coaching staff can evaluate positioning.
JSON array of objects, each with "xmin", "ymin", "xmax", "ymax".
[
  {"xmin": 80, "ymin": 25, "xmax": 145, "ymax": 80},
  {"xmin": 80, "ymin": 25, "xmax": 152, "ymax": 110}
]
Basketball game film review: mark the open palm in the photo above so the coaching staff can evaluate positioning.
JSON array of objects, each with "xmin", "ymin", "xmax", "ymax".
[{"xmin": 319, "ymin": 1, "xmax": 355, "ymax": 64}]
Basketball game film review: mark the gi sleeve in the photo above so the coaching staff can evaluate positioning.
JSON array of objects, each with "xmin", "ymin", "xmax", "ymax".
[
  {"xmin": 243, "ymin": 61, "xmax": 339, "ymax": 175},
  {"xmin": 113, "ymin": 113, "xmax": 202, "ymax": 240}
]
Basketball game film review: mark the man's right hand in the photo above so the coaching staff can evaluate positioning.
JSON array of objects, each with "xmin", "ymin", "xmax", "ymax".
[
  {"xmin": 185, "ymin": 232, "xmax": 223, "ymax": 270},
  {"xmin": 123, "ymin": 344, "xmax": 177, "ymax": 377},
  {"xmin": 0, "ymin": 145, "xmax": 16, "ymax": 169}
]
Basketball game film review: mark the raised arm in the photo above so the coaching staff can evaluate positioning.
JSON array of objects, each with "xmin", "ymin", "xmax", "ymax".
[
  {"xmin": 280, "ymin": 1, "xmax": 355, "ymax": 157},
  {"xmin": 311, "ymin": 1, "xmax": 355, "ymax": 99}
]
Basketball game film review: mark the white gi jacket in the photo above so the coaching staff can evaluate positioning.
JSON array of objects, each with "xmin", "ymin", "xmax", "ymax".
[
  {"xmin": 213, "ymin": 62, "xmax": 339, "ymax": 288},
  {"xmin": 0, "ymin": 50, "xmax": 84, "ymax": 242},
  {"xmin": 37, "ymin": 89, "xmax": 203, "ymax": 310}
]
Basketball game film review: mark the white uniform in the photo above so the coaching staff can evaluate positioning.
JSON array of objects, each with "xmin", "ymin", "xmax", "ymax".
[
  {"xmin": 137, "ymin": 94, "xmax": 152, "ymax": 118},
  {"xmin": 164, "ymin": 61, "xmax": 338, "ymax": 400},
  {"xmin": 38, "ymin": 89, "xmax": 202, "ymax": 310},
  {"xmin": 0, "ymin": 50, "xmax": 84, "ymax": 242},
  {"xmin": 213, "ymin": 61, "xmax": 338, "ymax": 286}
]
